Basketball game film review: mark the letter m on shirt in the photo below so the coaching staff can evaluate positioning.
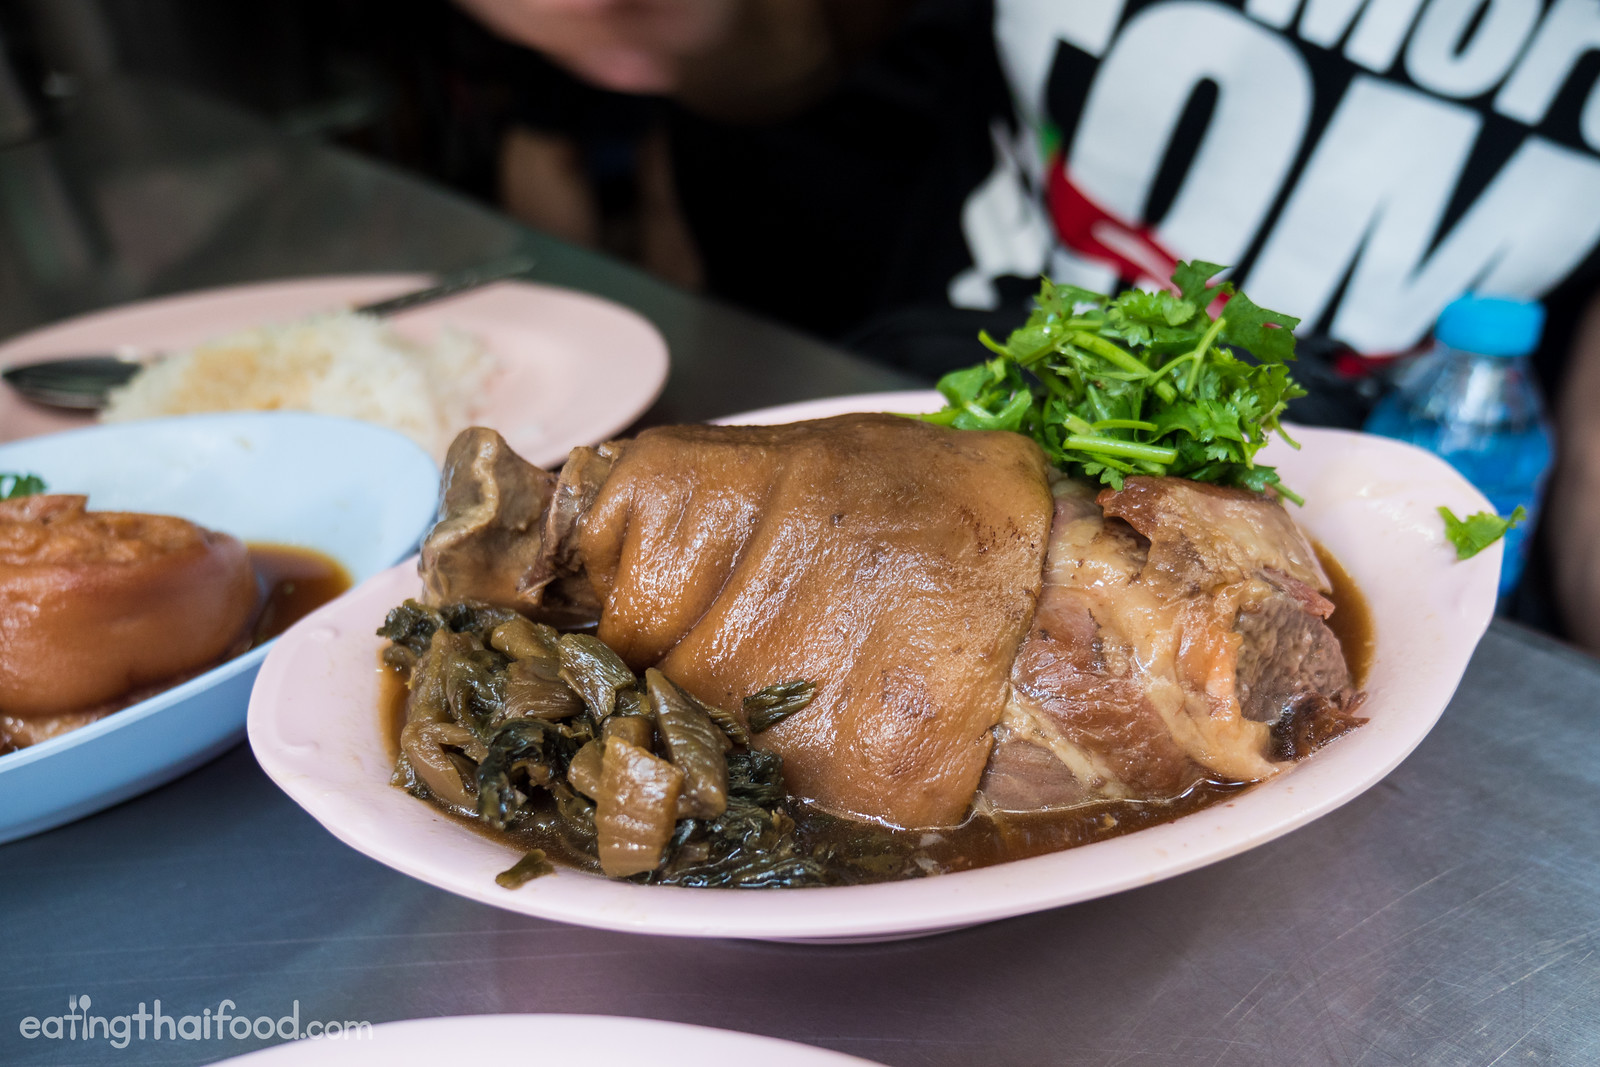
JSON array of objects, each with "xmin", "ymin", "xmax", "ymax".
[{"xmin": 1246, "ymin": 76, "xmax": 1600, "ymax": 353}]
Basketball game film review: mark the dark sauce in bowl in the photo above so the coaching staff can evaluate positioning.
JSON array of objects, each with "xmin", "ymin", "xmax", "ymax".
[{"xmin": 248, "ymin": 544, "xmax": 352, "ymax": 646}]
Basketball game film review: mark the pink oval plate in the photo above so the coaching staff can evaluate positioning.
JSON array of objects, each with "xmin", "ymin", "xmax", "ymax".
[
  {"xmin": 248, "ymin": 391, "xmax": 1499, "ymax": 942},
  {"xmin": 220, "ymin": 1014, "xmax": 880, "ymax": 1065},
  {"xmin": 0, "ymin": 274, "xmax": 668, "ymax": 467}
]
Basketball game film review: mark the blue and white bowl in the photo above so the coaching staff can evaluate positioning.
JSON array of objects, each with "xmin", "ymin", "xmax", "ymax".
[{"xmin": 0, "ymin": 412, "xmax": 439, "ymax": 843}]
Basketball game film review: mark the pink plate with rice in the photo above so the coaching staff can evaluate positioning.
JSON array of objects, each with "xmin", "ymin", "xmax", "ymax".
[{"xmin": 0, "ymin": 274, "xmax": 668, "ymax": 466}]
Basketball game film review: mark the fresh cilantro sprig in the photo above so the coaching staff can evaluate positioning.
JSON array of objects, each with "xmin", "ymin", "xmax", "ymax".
[
  {"xmin": 0, "ymin": 473, "xmax": 45, "ymax": 500},
  {"xmin": 922, "ymin": 261, "xmax": 1306, "ymax": 501},
  {"xmin": 1439, "ymin": 505, "xmax": 1525, "ymax": 559}
]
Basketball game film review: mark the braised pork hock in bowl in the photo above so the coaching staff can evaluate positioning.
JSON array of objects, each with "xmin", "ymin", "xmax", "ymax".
[
  {"xmin": 0, "ymin": 412, "xmax": 438, "ymax": 843},
  {"xmin": 247, "ymin": 390, "xmax": 1498, "ymax": 941}
]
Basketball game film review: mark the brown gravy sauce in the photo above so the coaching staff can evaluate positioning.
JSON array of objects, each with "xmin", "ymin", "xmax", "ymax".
[
  {"xmin": 379, "ymin": 665, "xmax": 408, "ymax": 764},
  {"xmin": 247, "ymin": 544, "xmax": 352, "ymax": 646},
  {"xmin": 1317, "ymin": 543, "xmax": 1373, "ymax": 686},
  {"xmin": 382, "ymin": 544, "xmax": 1374, "ymax": 883}
]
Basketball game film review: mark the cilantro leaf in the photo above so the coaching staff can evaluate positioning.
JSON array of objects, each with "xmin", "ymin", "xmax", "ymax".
[
  {"xmin": 1218, "ymin": 291, "xmax": 1301, "ymax": 364},
  {"xmin": 1439, "ymin": 505, "xmax": 1525, "ymax": 559},
  {"xmin": 1171, "ymin": 260, "xmax": 1228, "ymax": 304},
  {"xmin": 1110, "ymin": 290, "xmax": 1197, "ymax": 328},
  {"xmin": 0, "ymin": 473, "xmax": 45, "ymax": 500},
  {"xmin": 925, "ymin": 261, "xmax": 1306, "ymax": 500}
]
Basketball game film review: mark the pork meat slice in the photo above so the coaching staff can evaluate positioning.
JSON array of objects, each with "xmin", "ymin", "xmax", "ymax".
[
  {"xmin": 984, "ymin": 476, "xmax": 1362, "ymax": 813},
  {"xmin": 1099, "ymin": 476, "xmax": 1328, "ymax": 594},
  {"xmin": 1102, "ymin": 477, "xmax": 1364, "ymax": 755}
]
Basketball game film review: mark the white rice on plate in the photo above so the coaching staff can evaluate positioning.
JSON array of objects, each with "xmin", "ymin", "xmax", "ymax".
[{"xmin": 101, "ymin": 312, "xmax": 495, "ymax": 458}]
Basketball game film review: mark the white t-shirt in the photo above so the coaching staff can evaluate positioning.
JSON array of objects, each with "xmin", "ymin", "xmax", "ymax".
[{"xmin": 952, "ymin": 0, "xmax": 1600, "ymax": 356}]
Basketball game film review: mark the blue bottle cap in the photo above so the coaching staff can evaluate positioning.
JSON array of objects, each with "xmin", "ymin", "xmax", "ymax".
[{"xmin": 1435, "ymin": 294, "xmax": 1545, "ymax": 357}]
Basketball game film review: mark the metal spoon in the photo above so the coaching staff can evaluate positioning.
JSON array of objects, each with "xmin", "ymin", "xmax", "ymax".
[{"xmin": 0, "ymin": 255, "xmax": 537, "ymax": 411}]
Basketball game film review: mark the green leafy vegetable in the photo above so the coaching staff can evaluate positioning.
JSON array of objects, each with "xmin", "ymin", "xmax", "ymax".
[
  {"xmin": 476, "ymin": 718, "xmax": 579, "ymax": 829},
  {"xmin": 923, "ymin": 262, "xmax": 1306, "ymax": 501},
  {"xmin": 743, "ymin": 679, "xmax": 817, "ymax": 734},
  {"xmin": 557, "ymin": 633, "xmax": 635, "ymax": 719},
  {"xmin": 1439, "ymin": 505, "xmax": 1525, "ymax": 559},
  {"xmin": 383, "ymin": 598, "xmax": 853, "ymax": 888},
  {"xmin": 0, "ymin": 473, "xmax": 46, "ymax": 500},
  {"xmin": 642, "ymin": 749, "xmax": 831, "ymax": 888},
  {"xmin": 495, "ymin": 849, "xmax": 555, "ymax": 888}
]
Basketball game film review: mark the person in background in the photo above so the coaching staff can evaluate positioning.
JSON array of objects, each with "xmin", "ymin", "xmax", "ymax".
[
  {"xmin": 455, "ymin": 0, "xmax": 1600, "ymax": 654},
  {"xmin": 499, "ymin": 52, "xmax": 701, "ymax": 288},
  {"xmin": 1549, "ymin": 300, "xmax": 1600, "ymax": 650}
]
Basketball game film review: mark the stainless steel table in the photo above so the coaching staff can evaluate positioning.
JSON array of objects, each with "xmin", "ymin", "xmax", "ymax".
[{"xmin": 3, "ymin": 79, "xmax": 1597, "ymax": 1067}]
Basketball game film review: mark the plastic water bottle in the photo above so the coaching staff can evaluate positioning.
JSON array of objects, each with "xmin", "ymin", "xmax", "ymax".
[{"xmin": 1363, "ymin": 295, "xmax": 1554, "ymax": 598}]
